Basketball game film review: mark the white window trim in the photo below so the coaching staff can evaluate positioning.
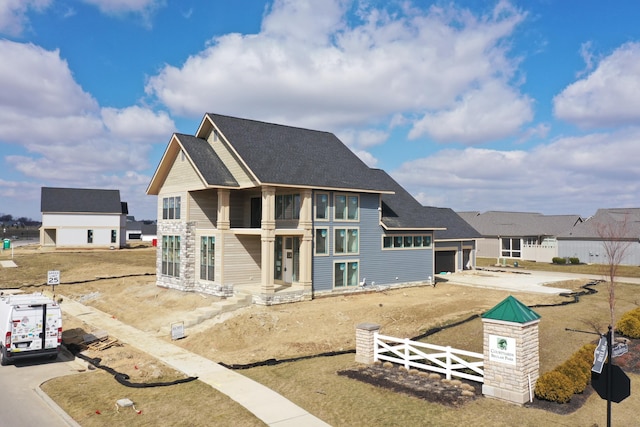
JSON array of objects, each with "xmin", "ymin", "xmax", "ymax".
[
  {"xmin": 314, "ymin": 192, "xmax": 330, "ymax": 222},
  {"xmin": 333, "ymin": 259, "xmax": 360, "ymax": 288},
  {"xmin": 314, "ymin": 227, "xmax": 330, "ymax": 256},
  {"xmin": 382, "ymin": 234, "xmax": 432, "ymax": 250},
  {"xmin": 334, "ymin": 227, "xmax": 360, "ymax": 256},
  {"xmin": 333, "ymin": 193, "xmax": 359, "ymax": 222}
]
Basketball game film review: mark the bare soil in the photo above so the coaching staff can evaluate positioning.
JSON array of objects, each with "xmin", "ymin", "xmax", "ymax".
[{"xmin": 5, "ymin": 245, "xmax": 640, "ymax": 424}]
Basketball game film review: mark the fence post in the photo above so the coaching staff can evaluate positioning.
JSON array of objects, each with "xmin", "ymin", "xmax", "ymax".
[
  {"xmin": 355, "ymin": 322, "xmax": 380, "ymax": 364},
  {"xmin": 446, "ymin": 346, "xmax": 452, "ymax": 380}
]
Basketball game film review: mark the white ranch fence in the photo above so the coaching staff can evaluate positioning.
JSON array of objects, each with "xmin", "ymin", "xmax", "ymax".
[{"xmin": 374, "ymin": 332, "xmax": 484, "ymax": 383}]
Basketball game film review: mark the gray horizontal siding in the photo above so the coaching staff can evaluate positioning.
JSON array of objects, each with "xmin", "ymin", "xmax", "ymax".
[{"xmin": 312, "ymin": 192, "xmax": 433, "ymax": 292}]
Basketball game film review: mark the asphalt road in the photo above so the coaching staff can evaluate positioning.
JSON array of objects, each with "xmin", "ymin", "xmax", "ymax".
[{"xmin": 0, "ymin": 349, "xmax": 82, "ymax": 426}]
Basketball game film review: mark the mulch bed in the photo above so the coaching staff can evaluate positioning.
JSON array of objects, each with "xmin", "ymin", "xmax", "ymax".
[
  {"xmin": 338, "ymin": 362, "xmax": 482, "ymax": 407},
  {"xmin": 339, "ymin": 338, "xmax": 640, "ymax": 412}
]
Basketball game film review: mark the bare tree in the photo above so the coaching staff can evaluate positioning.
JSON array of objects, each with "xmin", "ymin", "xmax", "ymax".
[{"xmin": 594, "ymin": 211, "xmax": 634, "ymax": 337}]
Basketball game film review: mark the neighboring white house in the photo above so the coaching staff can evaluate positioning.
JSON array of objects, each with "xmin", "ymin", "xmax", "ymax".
[
  {"xmin": 40, "ymin": 187, "xmax": 128, "ymax": 248},
  {"xmin": 557, "ymin": 208, "xmax": 640, "ymax": 266},
  {"xmin": 458, "ymin": 211, "xmax": 583, "ymax": 263}
]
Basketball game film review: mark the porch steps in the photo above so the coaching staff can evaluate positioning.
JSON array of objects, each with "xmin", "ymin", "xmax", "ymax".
[{"xmin": 156, "ymin": 292, "xmax": 253, "ymax": 337}]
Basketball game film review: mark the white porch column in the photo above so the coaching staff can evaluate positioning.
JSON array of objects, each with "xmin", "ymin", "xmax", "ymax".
[
  {"xmin": 261, "ymin": 186, "xmax": 276, "ymax": 294},
  {"xmin": 299, "ymin": 189, "xmax": 313, "ymax": 297}
]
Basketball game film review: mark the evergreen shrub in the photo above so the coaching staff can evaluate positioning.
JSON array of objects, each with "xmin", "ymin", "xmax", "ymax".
[
  {"xmin": 534, "ymin": 371, "xmax": 574, "ymax": 403},
  {"xmin": 616, "ymin": 307, "xmax": 640, "ymax": 338},
  {"xmin": 552, "ymin": 257, "xmax": 566, "ymax": 264}
]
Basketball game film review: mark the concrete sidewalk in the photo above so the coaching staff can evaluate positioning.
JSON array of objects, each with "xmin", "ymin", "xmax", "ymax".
[{"xmin": 60, "ymin": 297, "xmax": 330, "ymax": 427}]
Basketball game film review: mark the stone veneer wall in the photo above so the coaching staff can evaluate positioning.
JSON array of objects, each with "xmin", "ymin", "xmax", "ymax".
[
  {"xmin": 482, "ymin": 319, "xmax": 540, "ymax": 405},
  {"xmin": 252, "ymin": 289, "xmax": 312, "ymax": 305},
  {"xmin": 156, "ymin": 221, "xmax": 196, "ymax": 292}
]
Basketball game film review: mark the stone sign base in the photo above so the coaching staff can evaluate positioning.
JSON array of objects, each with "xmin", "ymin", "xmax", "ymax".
[{"xmin": 482, "ymin": 384, "xmax": 530, "ymax": 405}]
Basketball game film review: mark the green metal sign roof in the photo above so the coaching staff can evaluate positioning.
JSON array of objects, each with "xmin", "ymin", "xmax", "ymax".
[{"xmin": 482, "ymin": 295, "xmax": 541, "ymax": 323}]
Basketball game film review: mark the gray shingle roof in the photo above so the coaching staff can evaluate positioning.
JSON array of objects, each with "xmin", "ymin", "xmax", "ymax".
[
  {"xmin": 41, "ymin": 187, "xmax": 125, "ymax": 214},
  {"xmin": 458, "ymin": 211, "xmax": 582, "ymax": 237},
  {"xmin": 176, "ymin": 133, "xmax": 239, "ymax": 187},
  {"xmin": 427, "ymin": 207, "xmax": 482, "ymax": 240},
  {"xmin": 207, "ymin": 113, "xmax": 393, "ymax": 192},
  {"xmin": 557, "ymin": 208, "xmax": 640, "ymax": 239},
  {"xmin": 372, "ymin": 170, "xmax": 442, "ymax": 230}
]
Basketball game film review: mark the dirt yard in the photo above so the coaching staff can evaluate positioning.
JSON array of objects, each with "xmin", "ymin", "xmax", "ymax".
[{"xmin": 5, "ymin": 245, "xmax": 640, "ymax": 426}]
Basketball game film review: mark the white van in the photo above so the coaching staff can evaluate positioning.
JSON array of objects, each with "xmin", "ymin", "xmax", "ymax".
[{"xmin": 0, "ymin": 293, "xmax": 62, "ymax": 366}]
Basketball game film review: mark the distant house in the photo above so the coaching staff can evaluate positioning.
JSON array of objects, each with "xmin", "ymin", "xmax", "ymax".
[
  {"xmin": 458, "ymin": 211, "xmax": 582, "ymax": 263},
  {"xmin": 126, "ymin": 219, "xmax": 157, "ymax": 242},
  {"xmin": 40, "ymin": 187, "xmax": 128, "ymax": 248},
  {"xmin": 146, "ymin": 113, "xmax": 478, "ymax": 305},
  {"xmin": 557, "ymin": 208, "xmax": 640, "ymax": 265}
]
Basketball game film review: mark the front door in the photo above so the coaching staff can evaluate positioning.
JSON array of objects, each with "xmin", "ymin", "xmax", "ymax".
[
  {"xmin": 284, "ymin": 249, "xmax": 293, "ymax": 283},
  {"xmin": 275, "ymin": 236, "xmax": 299, "ymax": 284}
]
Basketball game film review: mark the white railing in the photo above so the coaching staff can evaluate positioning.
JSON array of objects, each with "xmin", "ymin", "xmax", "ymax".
[{"xmin": 374, "ymin": 332, "xmax": 484, "ymax": 383}]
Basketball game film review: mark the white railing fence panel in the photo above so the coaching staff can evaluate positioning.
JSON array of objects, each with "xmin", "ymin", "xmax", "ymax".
[{"xmin": 374, "ymin": 333, "xmax": 484, "ymax": 383}]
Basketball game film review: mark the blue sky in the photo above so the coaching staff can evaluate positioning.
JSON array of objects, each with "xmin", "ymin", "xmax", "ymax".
[{"xmin": 1, "ymin": 0, "xmax": 640, "ymax": 221}]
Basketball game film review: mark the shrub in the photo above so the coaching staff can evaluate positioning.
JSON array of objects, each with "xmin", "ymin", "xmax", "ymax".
[
  {"xmin": 557, "ymin": 359, "xmax": 590, "ymax": 394},
  {"xmin": 616, "ymin": 309, "xmax": 640, "ymax": 338},
  {"xmin": 552, "ymin": 257, "xmax": 567, "ymax": 265},
  {"xmin": 535, "ymin": 343, "xmax": 597, "ymax": 403},
  {"xmin": 569, "ymin": 257, "xmax": 580, "ymax": 264},
  {"xmin": 535, "ymin": 371, "xmax": 574, "ymax": 403}
]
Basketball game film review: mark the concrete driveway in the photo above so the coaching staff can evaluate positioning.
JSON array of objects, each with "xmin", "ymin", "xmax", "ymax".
[{"xmin": 438, "ymin": 269, "xmax": 598, "ymax": 294}]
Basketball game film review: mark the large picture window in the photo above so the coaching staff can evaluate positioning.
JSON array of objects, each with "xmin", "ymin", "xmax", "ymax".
[
  {"xmin": 501, "ymin": 238, "xmax": 521, "ymax": 258},
  {"xmin": 162, "ymin": 196, "xmax": 181, "ymax": 220},
  {"xmin": 334, "ymin": 261, "xmax": 359, "ymax": 288},
  {"xmin": 335, "ymin": 228, "xmax": 359, "ymax": 254},
  {"xmin": 334, "ymin": 194, "xmax": 359, "ymax": 221},
  {"xmin": 275, "ymin": 194, "xmax": 300, "ymax": 220},
  {"xmin": 162, "ymin": 235, "xmax": 180, "ymax": 277},
  {"xmin": 200, "ymin": 236, "xmax": 215, "ymax": 281},
  {"xmin": 383, "ymin": 234, "xmax": 432, "ymax": 249}
]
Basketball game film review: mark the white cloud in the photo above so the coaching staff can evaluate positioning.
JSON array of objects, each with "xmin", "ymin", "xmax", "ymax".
[
  {"xmin": 392, "ymin": 128, "xmax": 640, "ymax": 215},
  {"xmin": 0, "ymin": 40, "xmax": 175, "ymax": 182},
  {"xmin": 81, "ymin": 0, "xmax": 162, "ymax": 15},
  {"xmin": 102, "ymin": 106, "xmax": 174, "ymax": 143},
  {"xmin": 408, "ymin": 80, "xmax": 534, "ymax": 143},
  {"xmin": 0, "ymin": 0, "xmax": 51, "ymax": 36},
  {"xmin": 146, "ymin": 0, "xmax": 528, "ymax": 144},
  {"xmin": 81, "ymin": 0, "xmax": 164, "ymax": 28},
  {"xmin": 554, "ymin": 42, "xmax": 640, "ymax": 128}
]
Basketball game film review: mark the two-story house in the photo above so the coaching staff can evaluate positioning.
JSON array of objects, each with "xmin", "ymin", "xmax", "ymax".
[{"xmin": 147, "ymin": 113, "xmax": 450, "ymax": 305}]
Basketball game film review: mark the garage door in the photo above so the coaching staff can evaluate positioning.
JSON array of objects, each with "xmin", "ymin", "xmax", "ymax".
[{"xmin": 435, "ymin": 251, "xmax": 456, "ymax": 274}]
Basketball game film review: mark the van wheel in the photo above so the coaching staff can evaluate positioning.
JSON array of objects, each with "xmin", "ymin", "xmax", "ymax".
[{"xmin": 0, "ymin": 348, "xmax": 8, "ymax": 366}]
